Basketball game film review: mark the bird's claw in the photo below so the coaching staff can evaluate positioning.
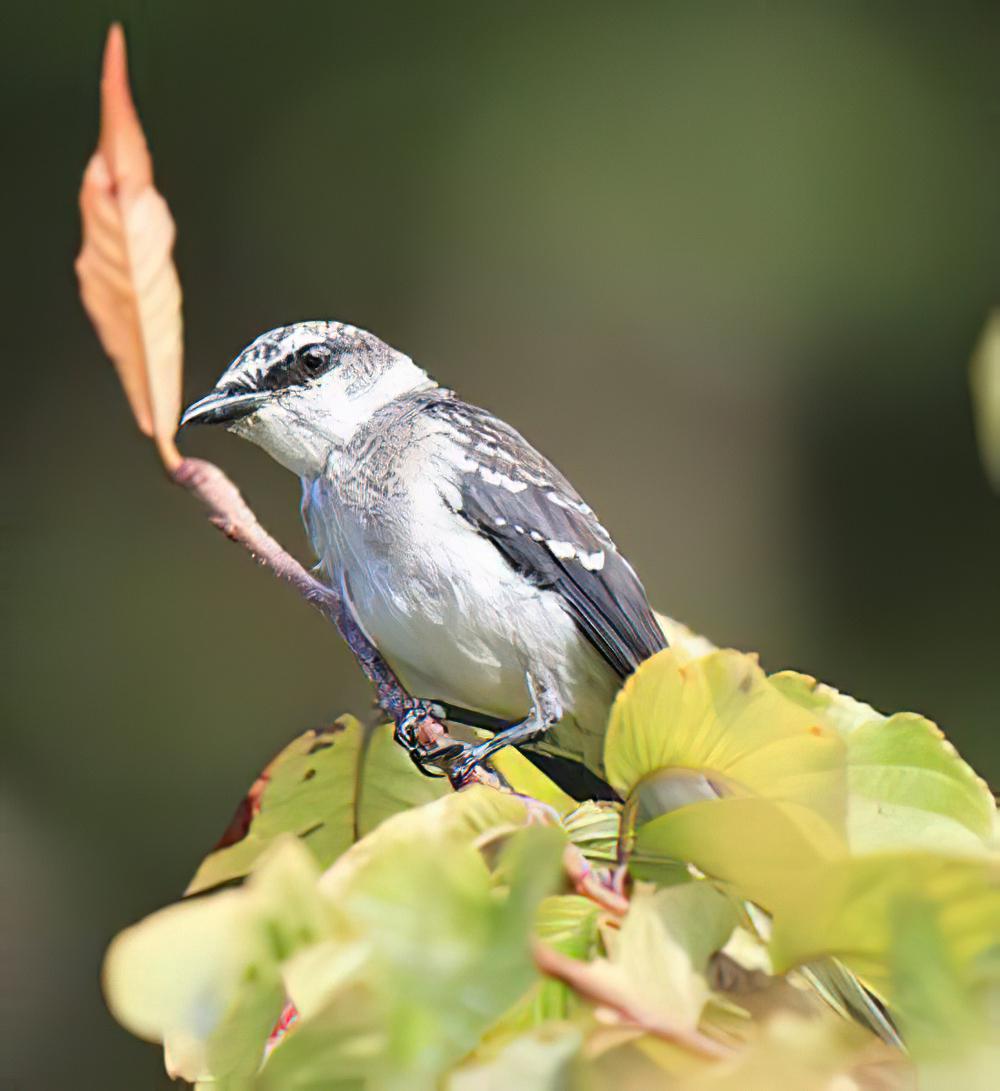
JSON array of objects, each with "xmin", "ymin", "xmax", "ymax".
[
  {"xmin": 393, "ymin": 702, "xmax": 469, "ymax": 779},
  {"xmin": 416, "ymin": 742, "xmax": 469, "ymax": 778},
  {"xmin": 407, "ymin": 736, "xmax": 492, "ymax": 788},
  {"xmin": 392, "ymin": 702, "xmax": 494, "ymax": 786},
  {"xmin": 393, "ymin": 700, "xmax": 442, "ymax": 749},
  {"xmin": 444, "ymin": 747, "xmax": 487, "ymax": 789}
]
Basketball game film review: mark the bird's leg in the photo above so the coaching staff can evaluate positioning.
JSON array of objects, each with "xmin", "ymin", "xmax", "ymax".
[
  {"xmin": 399, "ymin": 701, "xmax": 531, "ymax": 780},
  {"xmin": 336, "ymin": 604, "xmax": 505, "ymax": 783},
  {"xmin": 320, "ymin": 590, "xmax": 461, "ymax": 777},
  {"xmin": 443, "ymin": 673, "xmax": 563, "ymax": 789},
  {"xmin": 394, "ymin": 705, "xmax": 512, "ymax": 789},
  {"xmin": 424, "ymin": 703, "xmax": 512, "ymax": 734}
]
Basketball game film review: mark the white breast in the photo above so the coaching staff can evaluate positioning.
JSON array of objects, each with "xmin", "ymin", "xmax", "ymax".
[{"xmin": 302, "ymin": 461, "xmax": 617, "ymax": 772}]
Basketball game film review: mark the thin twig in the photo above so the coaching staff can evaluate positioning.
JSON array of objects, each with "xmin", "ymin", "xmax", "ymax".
[
  {"xmin": 532, "ymin": 940, "xmax": 736, "ymax": 1061},
  {"xmin": 173, "ymin": 457, "xmax": 340, "ymax": 613},
  {"xmin": 563, "ymin": 844, "xmax": 629, "ymax": 916},
  {"xmin": 171, "ymin": 457, "xmax": 464, "ymax": 751}
]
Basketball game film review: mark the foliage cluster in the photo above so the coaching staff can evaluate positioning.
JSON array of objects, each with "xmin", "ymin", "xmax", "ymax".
[{"xmin": 105, "ymin": 629, "xmax": 998, "ymax": 1089}]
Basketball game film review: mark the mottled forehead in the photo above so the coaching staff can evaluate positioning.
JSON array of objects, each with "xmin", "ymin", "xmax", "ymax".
[{"xmin": 221, "ymin": 321, "xmax": 388, "ymax": 385}]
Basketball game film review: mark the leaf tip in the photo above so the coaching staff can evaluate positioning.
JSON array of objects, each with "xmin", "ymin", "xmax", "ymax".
[
  {"xmin": 101, "ymin": 23, "xmax": 129, "ymax": 100},
  {"xmin": 98, "ymin": 21, "xmax": 149, "ymax": 186}
]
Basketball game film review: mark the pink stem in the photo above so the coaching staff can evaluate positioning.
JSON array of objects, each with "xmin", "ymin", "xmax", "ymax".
[{"xmin": 532, "ymin": 940, "xmax": 736, "ymax": 1060}]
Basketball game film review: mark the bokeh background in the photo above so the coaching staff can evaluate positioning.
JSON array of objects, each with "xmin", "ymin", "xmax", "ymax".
[{"xmin": 4, "ymin": 1, "xmax": 999, "ymax": 1085}]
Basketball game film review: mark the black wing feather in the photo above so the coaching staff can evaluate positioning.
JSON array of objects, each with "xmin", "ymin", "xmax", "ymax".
[{"xmin": 423, "ymin": 398, "xmax": 666, "ymax": 678}]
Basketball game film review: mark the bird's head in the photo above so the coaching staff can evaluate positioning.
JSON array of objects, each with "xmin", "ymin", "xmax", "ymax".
[{"xmin": 180, "ymin": 321, "xmax": 435, "ymax": 476}]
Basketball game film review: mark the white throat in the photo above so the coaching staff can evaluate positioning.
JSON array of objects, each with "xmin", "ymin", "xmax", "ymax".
[{"xmin": 233, "ymin": 353, "xmax": 436, "ymax": 477}]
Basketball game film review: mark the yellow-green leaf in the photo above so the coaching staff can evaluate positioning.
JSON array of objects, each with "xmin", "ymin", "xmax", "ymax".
[
  {"xmin": 561, "ymin": 801, "xmax": 621, "ymax": 866},
  {"xmin": 485, "ymin": 895, "xmax": 603, "ymax": 1039},
  {"xmin": 770, "ymin": 672, "xmax": 996, "ymax": 853},
  {"xmin": 605, "ymin": 882, "xmax": 738, "ymax": 1031},
  {"xmin": 606, "ymin": 650, "xmax": 846, "ymax": 827},
  {"xmin": 104, "ymin": 839, "xmax": 327, "ymax": 1083},
  {"xmin": 448, "ymin": 1026, "xmax": 583, "ymax": 1089},
  {"xmin": 845, "ymin": 713, "xmax": 996, "ymax": 854},
  {"xmin": 768, "ymin": 853, "xmax": 1000, "ymax": 988},
  {"xmin": 188, "ymin": 718, "xmax": 448, "ymax": 894},
  {"xmin": 275, "ymin": 819, "xmax": 566, "ymax": 1088},
  {"xmin": 769, "ymin": 852, "xmax": 1000, "ymax": 1066},
  {"xmin": 490, "ymin": 747, "xmax": 579, "ymax": 813},
  {"xmin": 634, "ymin": 796, "xmax": 847, "ymax": 913},
  {"xmin": 318, "ymin": 785, "xmax": 535, "ymax": 902},
  {"xmin": 769, "ymin": 670, "xmax": 881, "ymax": 735}
]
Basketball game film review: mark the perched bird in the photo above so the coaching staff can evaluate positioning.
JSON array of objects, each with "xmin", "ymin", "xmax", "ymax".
[{"xmin": 181, "ymin": 321, "xmax": 665, "ymax": 792}]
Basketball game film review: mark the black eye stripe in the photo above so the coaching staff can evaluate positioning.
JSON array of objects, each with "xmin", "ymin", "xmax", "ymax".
[{"xmin": 225, "ymin": 344, "xmax": 339, "ymax": 396}]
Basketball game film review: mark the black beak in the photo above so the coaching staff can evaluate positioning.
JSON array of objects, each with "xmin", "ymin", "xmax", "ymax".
[{"xmin": 179, "ymin": 389, "xmax": 268, "ymax": 428}]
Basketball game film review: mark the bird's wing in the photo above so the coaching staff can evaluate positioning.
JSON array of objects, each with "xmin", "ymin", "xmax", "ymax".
[{"xmin": 423, "ymin": 397, "xmax": 666, "ymax": 678}]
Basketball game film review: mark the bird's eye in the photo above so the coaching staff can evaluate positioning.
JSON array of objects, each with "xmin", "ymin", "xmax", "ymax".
[{"xmin": 300, "ymin": 346, "xmax": 330, "ymax": 374}]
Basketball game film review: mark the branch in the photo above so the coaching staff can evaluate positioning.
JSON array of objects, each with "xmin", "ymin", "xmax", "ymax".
[
  {"xmin": 171, "ymin": 458, "xmax": 445, "ymax": 741},
  {"xmin": 173, "ymin": 458, "xmax": 338, "ymax": 615},
  {"xmin": 532, "ymin": 940, "xmax": 736, "ymax": 1061},
  {"xmin": 562, "ymin": 844, "xmax": 629, "ymax": 916}
]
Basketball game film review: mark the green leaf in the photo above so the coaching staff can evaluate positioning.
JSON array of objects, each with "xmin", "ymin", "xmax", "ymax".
[
  {"xmin": 535, "ymin": 895, "xmax": 603, "ymax": 962},
  {"xmin": 484, "ymin": 895, "xmax": 603, "ymax": 1040},
  {"xmin": 560, "ymin": 801, "xmax": 621, "ymax": 866},
  {"xmin": 356, "ymin": 720, "xmax": 453, "ymax": 833},
  {"xmin": 490, "ymin": 747, "xmax": 579, "ymax": 813},
  {"xmin": 447, "ymin": 1026, "xmax": 583, "ymax": 1089},
  {"xmin": 796, "ymin": 959, "xmax": 902, "ymax": 1048},
  {"xmin": 604, "ymin": 882, "xmax": 738, "ymax": 1031},
  {"xmin": 634, "ymin": 794, "xmax": 1000, "ymax": 1059},
  {"xmin": 605, "ymin": 650, "xmax": 847, "ymax": 827},
  {"xmin": 673, "ymin": 1011, "xmax": 896, "ymax": 1091},
  {"xmin": 768, "ymin": 670, "xmax": 881, "ymax": 734},
  {"xmin": 317, "ymin": 784, "xmax": 536, "ymax": 901},
  {"xmin": 845, "ymin": 713, "xmax": 996, "ymax": 854},
  {"xmin": 267, "ymin": 818, "xmax": 567, "ymax": 1090},
  {"xmin": 104, "ymin": 838, "xmax": 328, "ymax": 1084},
  {"xmin": 634, "ymin": 796, "xmax": 847, "ymax": 913},
  {"xmin": 768, "ymin": 853, "xmax": 1000, "ymax": 1004},
  {"xmin": 106, "ymin": 890, "xmax": 279, "ymax": 1083},
  {"xmin": 188, "ymin": 718, "xmax": 449, "ymax": 894},
  {"xmin": 253, "ymin": 984, "xmax": 383, "ymax": 1091},
  {"xmin": 768, "ymin": 851, "xmax": 1000, "ymax": 1072},
  {"xmin": 770, "ymin": 671, "xmax": 996, "ymax": 853}
]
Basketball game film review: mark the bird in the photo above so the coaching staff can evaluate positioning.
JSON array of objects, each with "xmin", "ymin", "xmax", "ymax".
[{"xmin": 181, "ymin": 321, "xmax": 666, "ymax": 794}]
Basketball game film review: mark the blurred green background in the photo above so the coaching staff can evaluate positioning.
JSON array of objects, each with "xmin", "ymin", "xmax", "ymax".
[{"xmin": 4, "ymin": 1, "xmax": 998, "ymax": 1085}]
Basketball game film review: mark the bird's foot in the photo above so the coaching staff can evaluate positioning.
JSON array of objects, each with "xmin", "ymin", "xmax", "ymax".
[
  {"xmin": 443, "ymin": 746, "xmax": 489, "ymax": 790},
  {"xmin": 392, "ymin": 700, "xmax": 513, "ymax": 788},
  {"xmin": 393, "ymin": 698, "xmax": 442, "ymax": 750},
  {"xmin": 443, "ymin": 673, "xmax": 562, "ymax": 788},
  {"xmin": 393, "ymin": 699, "xmax": 466, "ymax": 779}
]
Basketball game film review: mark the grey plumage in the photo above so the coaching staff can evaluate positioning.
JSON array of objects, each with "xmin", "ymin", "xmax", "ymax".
[
  {"xmin": 422, "ymin": 396, "xmax": 665, "ymax": 679},
  {"xmin": 181, "ymin": 321, "xmax": 666, "ymax": 786}
]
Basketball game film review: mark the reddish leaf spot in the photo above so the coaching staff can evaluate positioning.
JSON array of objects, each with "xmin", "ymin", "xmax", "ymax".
[{"xmin": 213, "ymin": 770, "xmax": 270, "ymax": 850}]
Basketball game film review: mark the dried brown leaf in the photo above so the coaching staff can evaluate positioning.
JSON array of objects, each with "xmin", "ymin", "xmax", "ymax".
[{"xmin": 75, "ymin": 24, "xmax": 183, "ymax": 469}]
